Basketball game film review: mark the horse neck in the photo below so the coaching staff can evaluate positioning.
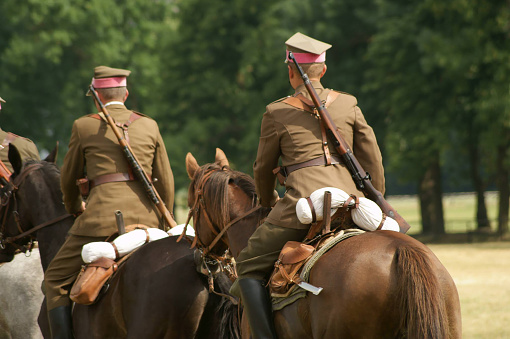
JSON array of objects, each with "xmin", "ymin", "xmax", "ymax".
[
  {"xmin": 224, "ymin": 183, "xmax": 264, "ymax": 258},
  {"xmin": 37, "ymin": 218, "xmax": 73, "ymax": 272},
  {"xmin": 18, "ymin": 166, "xmax": 72, "ymax": 272}
]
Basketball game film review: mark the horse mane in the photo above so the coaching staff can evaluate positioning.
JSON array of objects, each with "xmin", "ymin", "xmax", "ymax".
[{"xmin": 188, "ymin": 163, "xmax": 258, "ymax": 230}]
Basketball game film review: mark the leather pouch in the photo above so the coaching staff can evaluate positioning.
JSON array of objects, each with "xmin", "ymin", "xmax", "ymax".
[
  {"xmin": 70, "ymin": 257, "xmax": 117, "ymax": 305},
  {"xmin": 269, "ymin": 241, "xmax": 315, "ymax": 296}
]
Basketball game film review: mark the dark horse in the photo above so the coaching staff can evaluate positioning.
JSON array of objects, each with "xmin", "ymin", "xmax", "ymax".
[
  {"xmin": 2, "ymin": 146, "xmax": 239, "ymax": 339},
  {"xmin": 185, "ymin": 148, "xmax": 462, "ymax": 339}
]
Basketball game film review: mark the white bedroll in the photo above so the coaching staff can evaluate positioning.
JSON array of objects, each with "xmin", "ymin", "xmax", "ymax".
[
  {"xmin": 296, "ymin": 187, "xmax": 400, "ymax": 232},
  {"xmin": 81, "ymin": 224, "xmax": 196, "ymax": 263}
]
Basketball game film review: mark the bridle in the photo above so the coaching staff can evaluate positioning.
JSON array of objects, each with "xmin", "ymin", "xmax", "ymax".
[
  {"xmin": 178, "ymin": 167, "xmax": 261, "ymax": 257},
  {"xmin": 177, "ymin": 166, "xmax": 261, "ymax": 304},
  {"xmin": 0, "ymin": 163, "xmax": 74, "ymax": 252}
]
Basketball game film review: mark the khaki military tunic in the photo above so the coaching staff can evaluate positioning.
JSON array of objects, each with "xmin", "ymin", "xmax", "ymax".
[
  {"xmin": 0, "ymin": 128, "xmax": 40, "ymax": 171},
  {"xmin": 231, "ymin": 82, "xmax": 386, "ymax": 294},
  {"xmin": 254, "ymin": 81, "xmax": 385, "ymax": 230},
  {"xmin": 45, "ymin": 103, "xmax": 174, "ymax": 310},
  {"xmin": 61, "ymin": 103, "xmax": 174, "ymax": 236}
]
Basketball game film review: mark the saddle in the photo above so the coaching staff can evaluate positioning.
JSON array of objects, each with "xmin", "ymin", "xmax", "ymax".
[
  {"xmin": 268, "ymin": 191, "xmax": 360, "ymax": 300},
  {"xmin": 70, "ymin": 224, "xmax": 152, "ymax": 305}
]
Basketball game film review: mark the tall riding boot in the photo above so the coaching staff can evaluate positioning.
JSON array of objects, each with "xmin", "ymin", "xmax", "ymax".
[
  {"xmin": 48, "ymin": 305, "xmax": 74, "ymax": 339},
  {"xmin": 239, "ymin": 278, "xmax": 278, "ymax": 339}
]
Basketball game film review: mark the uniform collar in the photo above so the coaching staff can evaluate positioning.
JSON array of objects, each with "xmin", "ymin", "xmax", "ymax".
[
  {"xmin": 295, "ymin": 80, "xmax": 324, "ymax": 95},
  {"xmin": 104, "ymin": 101, "xmax": 125, "ymax": 107}
]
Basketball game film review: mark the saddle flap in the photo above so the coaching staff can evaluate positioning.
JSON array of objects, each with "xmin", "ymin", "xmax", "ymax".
[{"xmin": 279, "ymin": 241, "xmax": 315, "ymax": 265}]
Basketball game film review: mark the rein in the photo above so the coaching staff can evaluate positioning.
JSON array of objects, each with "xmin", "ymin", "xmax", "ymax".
[
  {"xmin": 179, "ymin": 168, "xmax": 261, "ymax": 256},
  {"xmin": 0, "ymin": 163, "xmax": 73, "ymax": 251},
  {"xmin": 178, "ymin": 166, "xmax": 262, "ymax": 305}
]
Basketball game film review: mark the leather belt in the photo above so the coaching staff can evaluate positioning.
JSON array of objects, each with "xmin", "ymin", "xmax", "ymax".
[
  {"xmin": 272, "ymin": 154, "xmax": 343, "ymax": 185},
  {"xmin": 90, "ymin": 173, "xmax": 134, "ymax": 189}
]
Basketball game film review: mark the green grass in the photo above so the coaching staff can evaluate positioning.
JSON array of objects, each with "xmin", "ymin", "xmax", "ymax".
[{"xmin": 387, "ymin": 192, "xmax": 500, "ymax": 235}]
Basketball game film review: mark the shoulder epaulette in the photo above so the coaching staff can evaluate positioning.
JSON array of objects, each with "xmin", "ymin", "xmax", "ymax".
[
  {"xmin": 328, "ymin": 89, "xmax": 355, "ymax": 98},
  {"xmin": 268, "ymin": 96, "xmax": 291, "ymax": 105}
]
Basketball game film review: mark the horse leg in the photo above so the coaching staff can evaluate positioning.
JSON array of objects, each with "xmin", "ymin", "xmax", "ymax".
[{"xmin": 274, "ymin": 298, "xmax": 313, "ymax": 339}]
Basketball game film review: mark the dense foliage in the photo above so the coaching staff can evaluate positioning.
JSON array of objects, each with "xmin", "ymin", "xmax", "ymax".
[{"xmin": 0, "ymin": 0, "xmax": 508, "ymax": 233}]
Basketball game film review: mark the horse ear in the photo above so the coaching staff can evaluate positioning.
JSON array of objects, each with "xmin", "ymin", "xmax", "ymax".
[
  {"xmin": 8, "ymin": 144, "xmax": 23, "ymax": 175},
  {"xmin": 44, "ymin": 141, "xmax": 59, "ymax": 163},
  {"xmin": 215, "ymin": 148, "xmax": 229, "ymax": 168},
  {"xmin": 186, "ymin": 152, "xmax": 200, "ymax": 179}
]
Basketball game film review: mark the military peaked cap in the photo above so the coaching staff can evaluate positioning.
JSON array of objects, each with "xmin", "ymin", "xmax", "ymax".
[
  {"xmin": 87, "ymin": 66, "xmax": 131, "ymax": 96},
  {"xmin": 285, "ymin": 32, "xmax": 332, "ymax": 63}
]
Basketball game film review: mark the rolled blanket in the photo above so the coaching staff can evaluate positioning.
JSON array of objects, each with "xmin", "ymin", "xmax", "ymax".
[
  {"xmin": 296, "ymin": 187, "xmax": 351, "ymax": 224},
  {"xmin": 167, "ymin": 224, "xmax": 196, "ymax": 237},
  {"xmin": 81, "ymin": 228, "xmax": 169, "ymax": 263},
  {"xmin": 296, "ymin": 187, "xmax": 399, "ymax": 232},
  {"xmin": 351, "ymin": 197, "xmax": 400, "ymax": 232}
]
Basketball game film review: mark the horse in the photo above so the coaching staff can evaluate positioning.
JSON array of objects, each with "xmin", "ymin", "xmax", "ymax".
[
  {"xmin": 0, "ymin": 145, "xmax": 73, "ymax": 339},
  {"xmin": 185, "ymin": 148, "xmax": 462, "ymax": 339},
  {"xmin": 0, "ymin": 249, "xmax": 44, "ymax": 339},
  {"xmin": 1, "ymin": 145, "xmax": 239, "ymax": 339}
]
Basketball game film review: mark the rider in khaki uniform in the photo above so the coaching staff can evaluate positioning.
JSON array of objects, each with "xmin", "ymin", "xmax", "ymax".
[
  {"xmin": 44, "ymin": 66, "xmax": 174, "ymax": 339},
  {"xmin": 0, "ymin": 97, "xmax": 40, "ymax": 172},
  {"xmin": 230, "ymin": 33, "xmax": 385, "ymax": 338}
]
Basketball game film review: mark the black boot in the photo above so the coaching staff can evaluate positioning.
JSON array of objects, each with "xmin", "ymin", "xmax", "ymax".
[
  {"xmin": 239, "ymin": 278, "xmax": 278, "ymax": 339},
  {"xmin": 48, "ymin": 305, "xmax": 74, "ymax": 339}
]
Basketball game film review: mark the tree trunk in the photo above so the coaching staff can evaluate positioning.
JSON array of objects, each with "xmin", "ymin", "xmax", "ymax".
[
  {"xmin": 497, "ymin": 144, "xmax": 509, "ymax": 235},
  {"xmin": 468, "ymin": 138, "xmax": 491, "ymax": 230},
  {"xmin": 418, "ymin": 155, "xmax": 445, "ymax": 235}
]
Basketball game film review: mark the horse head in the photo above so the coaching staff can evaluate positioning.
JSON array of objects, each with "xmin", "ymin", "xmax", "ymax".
[
  {"xmin": 0, "ymin": 143, "xmax": 73, "ymax": 271},
  {"xmin": 185, "ymin": 148, "xmax": 269, "ymax": 258}
]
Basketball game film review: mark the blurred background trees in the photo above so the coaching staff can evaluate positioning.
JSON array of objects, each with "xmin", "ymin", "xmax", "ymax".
[{"xmin": 0, "ymin": 0, "xmax": 508, "ymax": 236}]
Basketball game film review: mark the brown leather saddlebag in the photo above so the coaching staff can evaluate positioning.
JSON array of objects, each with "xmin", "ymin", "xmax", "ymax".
[
  {"xmin": 269, "ymin": 241, "xmax": 315, "ymax": 296},
  {"xmin": 70, "ymin": 257, "xmax": 117, "ymax": 305}
]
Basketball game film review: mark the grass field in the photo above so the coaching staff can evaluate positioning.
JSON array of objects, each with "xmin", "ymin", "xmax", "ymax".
[
  {"xmin": 429, "ymin": 242, "xmax": 510, "ymax": 339},
  {"xmin": 387, "ymin": 191, "xmax": 501, "ymax": 235}
]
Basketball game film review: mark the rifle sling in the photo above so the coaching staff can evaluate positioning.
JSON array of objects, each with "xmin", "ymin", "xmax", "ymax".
[
  {"xmin": 88, "ymin": 112, "xmax": 150, "ymax": 189},
  {"xmin": 274, "ymin": 90, "xmax": 341, "ymax": 185},
  {"xmin": 283, "ymin": 91, "xmax": 340, "ymax": 167}
]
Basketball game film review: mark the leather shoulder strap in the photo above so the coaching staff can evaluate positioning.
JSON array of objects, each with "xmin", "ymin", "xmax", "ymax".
[
  {"xmin": 283, "ymin": 90, "xmax": 340, "ymax": 113},
  {"xmin": 283, "ymin": 96, "xmax": 314, "ymax": 113},
  {"xmin": 88, "ymin": 113, "xmax": 102, "ymax": 120}
]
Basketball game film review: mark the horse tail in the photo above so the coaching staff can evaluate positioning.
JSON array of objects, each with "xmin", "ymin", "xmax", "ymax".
[
  {"xmin": 215, "ymin": 273, "xmax": 241, "ymax": 339},
  {"xmin": 395, "ymin": 245, "xmax": 449, "ymax": 339}
]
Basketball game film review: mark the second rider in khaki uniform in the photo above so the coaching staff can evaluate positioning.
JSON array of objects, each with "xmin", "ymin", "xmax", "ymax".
[
  {"xmin": 44, "ymin": 66, "xmax": 174, "ymax": 339},
  {"xmin": 230, "ymin": 33, "xmax": 385, "ymax": 339}
]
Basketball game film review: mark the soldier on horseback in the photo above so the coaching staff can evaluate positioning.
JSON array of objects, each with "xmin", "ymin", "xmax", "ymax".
[
  {"xmin": 0, "ymin": 96, "xmax": 40, "ymax": 172},
  {"xmin": 229, "ymin": 33, "xmax": 386, "ymax": 339},
  {"xmin": 43, "ymin": 66, "xmax": 175, "ymax": 339}
]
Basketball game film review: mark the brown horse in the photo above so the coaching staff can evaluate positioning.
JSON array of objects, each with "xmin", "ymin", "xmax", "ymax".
[
  {"xmin": 185, "ymin": 149, "xmax": 462, "ymax": 339},
  {"xmin": 2, "ymin": 146, "xmax": 240, "ymax": 339}
]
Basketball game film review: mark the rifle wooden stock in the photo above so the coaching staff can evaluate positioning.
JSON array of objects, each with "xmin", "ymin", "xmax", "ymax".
[
  {"xmin": 89, "ymin": 85, "xmax": 177, "ymax": 230},
  {"xmin": 288, "ymin": 52, "xmax": 410, "ymax": 233}
]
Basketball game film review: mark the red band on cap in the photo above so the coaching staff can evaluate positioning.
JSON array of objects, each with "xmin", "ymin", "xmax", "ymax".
[
  {"xmin": 92, "ymin": 77, "xmax": 127, "ymax": 89},
  {"xmin": 287, "ymin": 50, "xmax": 326, "ymax": 63}
]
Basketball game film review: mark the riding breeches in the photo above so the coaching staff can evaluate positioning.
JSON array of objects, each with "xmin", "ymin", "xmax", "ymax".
[
  {"xmin": 44, "ymin": 234, "xmax": 107, "ymax": 311},
  {"xmin": 230, "ymin": 222, "xmax": 308, "ymax": 298}
]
